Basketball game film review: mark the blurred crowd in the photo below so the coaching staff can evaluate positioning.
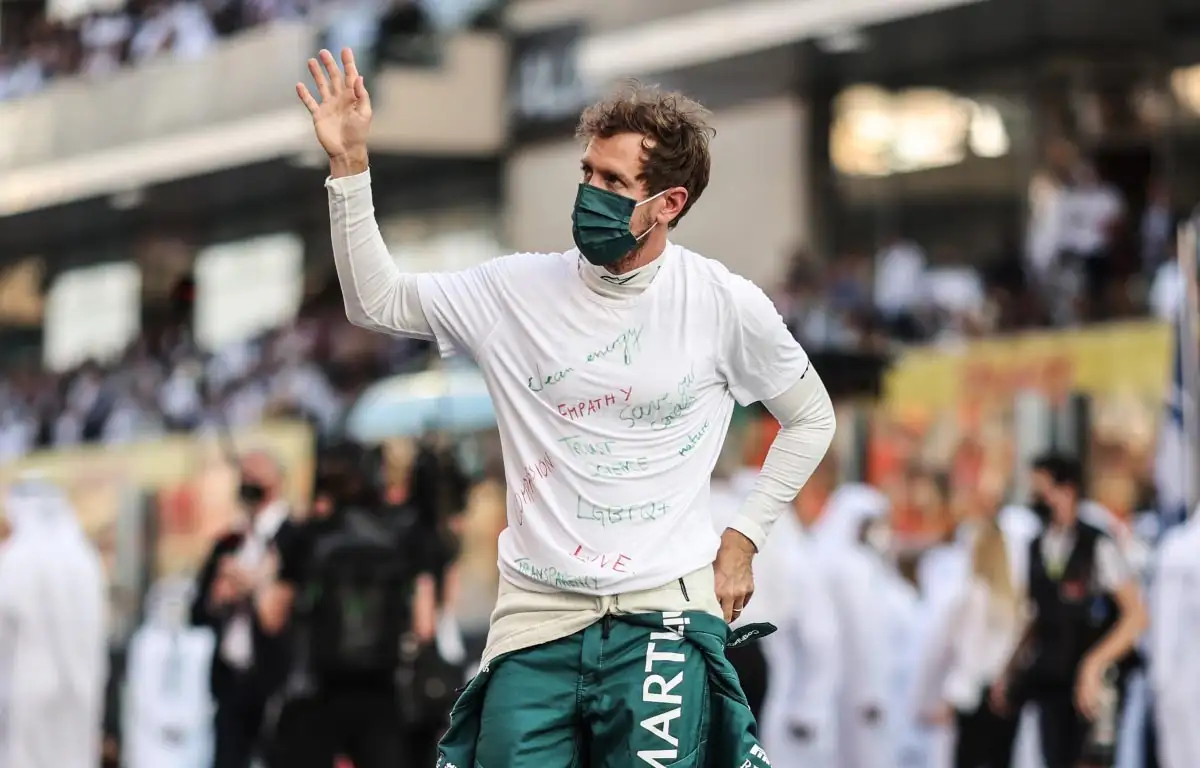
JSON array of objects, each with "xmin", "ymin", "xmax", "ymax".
[
  {"xmin": 0, "ymin": 284, "xmax": 432, "ymax": 462},
  {"xmin": 780, "ymin": 154, "xmax": 1187, "ymax": 354},
  {"xmin": 0, "ymin": 0, "xmax": 498, "ymax": 101},
  {"xmin": 0, "ymin": 0, "xmax": 315, "ymax": 101},
  {"xmin": 713, "ymin": 452, "xmax": 1167, "ymax": 768},
  {"xmin": 1, "ymin": 147, "xmax": 1183, "ymax": 460}
]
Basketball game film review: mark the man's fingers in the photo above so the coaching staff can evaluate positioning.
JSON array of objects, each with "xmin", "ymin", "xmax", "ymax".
[
  {"xmin": 319, "ymin": 49, "xmax": 343, "ymax": 94},
  {"xmin": 307, "ymin": 57, "xmax": 330, "ymax": 100},
  {"xmin": 342, "ymin": 47, "xmax": 359, "ymax": 86},
  {"xmin": 719, "ymin": 595, "xmax": 736, "ymax": 623},
  {"xmin": 353, "ymin": 76, "xmax": 371, "ymax": 113},
  {"xmin": 296, "ymin": 83, "xmax": 319, "ymax": 114}
]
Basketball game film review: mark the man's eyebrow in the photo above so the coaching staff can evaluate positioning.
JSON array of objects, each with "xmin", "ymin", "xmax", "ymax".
[{"xmin": 580, "ymin": 160, "xmax": 633, "ymax": 187}]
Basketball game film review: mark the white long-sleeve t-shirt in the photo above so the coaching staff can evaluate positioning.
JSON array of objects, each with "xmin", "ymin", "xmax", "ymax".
[{"xmin": 328, "ymin": 170, "xmax": 834, "ymax": 596}]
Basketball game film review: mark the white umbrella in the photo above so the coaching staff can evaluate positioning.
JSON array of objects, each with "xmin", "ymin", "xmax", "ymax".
[{"xmin": 343, "ymin": 367, "xmax": 495, "ymax": 441}]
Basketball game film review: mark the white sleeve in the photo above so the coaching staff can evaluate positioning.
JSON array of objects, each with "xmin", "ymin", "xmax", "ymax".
[
  {"xmin": 326, "ymin": 171, "xmax": 435, "ymax": 339},
  {"xmin": 1094, "ymin": 536, "xmax": 1135, "ymax": 593},
  {"xmin": 415, "ymin": 257, "xmax": 513, "ymax": 359},
  {"xmin": 726, "ymin": 371, "xmax": 836, "ymax": 551},
  {"xmin": 326, "ymin": 170, "xmax": 514, "ymax": 359},
  {"xmin": 719, "ymin": 274, "xmax": 813, "ymax": 406}
]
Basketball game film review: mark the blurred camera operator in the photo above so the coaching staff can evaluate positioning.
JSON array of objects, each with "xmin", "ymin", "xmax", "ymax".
[
  {"xmin": 190, "ymin": 450, "xmax": 294, "ymax": 768},
  {"xmin": 394, "ymin": 438, "xmax": 473, "ymax": 764},
  {"xmin": 260, "ymin": 439, "xmax": 437, "ymax": 768}
]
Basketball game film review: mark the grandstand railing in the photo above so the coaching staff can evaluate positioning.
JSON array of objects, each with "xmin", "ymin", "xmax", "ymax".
[{"xmin": 0, "ymin": 23, "xmax": 506, "ymax": 215}]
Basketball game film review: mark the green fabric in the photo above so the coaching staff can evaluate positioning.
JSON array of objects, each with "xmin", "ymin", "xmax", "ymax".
[
  {"xmin": 571, "ymin": 183, "xmax": 640, "ymax": 266},
  {"xmin": 435, "ymin": 611, "xmax": 776, "ymax": 768}
]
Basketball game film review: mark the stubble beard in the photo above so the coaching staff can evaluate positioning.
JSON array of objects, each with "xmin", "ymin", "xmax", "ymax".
[{"xmin": 606, "ymin": 211, "xmax": 658, "ymax": 275}]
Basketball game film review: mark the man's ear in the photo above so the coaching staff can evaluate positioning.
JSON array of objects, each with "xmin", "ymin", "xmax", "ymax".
[{"xmin": 659, "ymin": 187, "xmax": 689, "ymax": 225}]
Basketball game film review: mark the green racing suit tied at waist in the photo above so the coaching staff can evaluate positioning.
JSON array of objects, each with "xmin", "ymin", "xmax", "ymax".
[{"xmin": 436, "ymin": 610, "xmax": 775, "ymax": 768}]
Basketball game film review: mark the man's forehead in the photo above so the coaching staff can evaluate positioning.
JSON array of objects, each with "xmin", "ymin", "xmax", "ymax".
[{"xmin": 582, "ymin": 133, "xmax": 649, "ymax": 168}]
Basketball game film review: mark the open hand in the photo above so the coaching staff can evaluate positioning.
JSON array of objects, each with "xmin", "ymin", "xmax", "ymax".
[
  {"xmin": 296, "ymin": 48, "xmax": 372, "ymax": 172},
  {"xmin": 714, "ymin": 529, "xmax": 756, "ymax": 623}
]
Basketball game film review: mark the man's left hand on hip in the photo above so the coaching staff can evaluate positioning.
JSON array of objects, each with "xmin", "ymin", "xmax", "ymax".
[{"xmin": 714, "ymin": 528, "xmax": 756, "ymax": 623}]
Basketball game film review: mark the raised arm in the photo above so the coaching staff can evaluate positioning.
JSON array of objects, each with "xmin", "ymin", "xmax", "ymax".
[
  {"xmin": 299, "ymin": 48, "xmax": 433, "ymax": 339},
  {"xmin": 300, "ymin": 48, "xmax": 511, "ymax": 357},
  {"xmin": 326, "ymin": 171, "xmax": 435, "ymax": 338}
]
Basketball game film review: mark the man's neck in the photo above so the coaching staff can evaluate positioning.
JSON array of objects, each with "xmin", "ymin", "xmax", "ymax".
[
  {"xmin": 579, "ymin": 241, "xmax": 670, "ymax": 299},
  {"xmin": 608, "ymin": 237, "xmax": 667, "ymax": 275}
]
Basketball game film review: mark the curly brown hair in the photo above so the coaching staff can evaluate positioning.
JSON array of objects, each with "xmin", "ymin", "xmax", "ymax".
[{"xmin": 576, "ymin": 82, "xmax": 715, "ymax": 228}]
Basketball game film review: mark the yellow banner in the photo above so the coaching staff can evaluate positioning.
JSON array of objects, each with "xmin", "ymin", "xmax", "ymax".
[
  {"xmin": 883, "ymin": 321, "xmax": 1172, "ymax": 414},
  {"xmin": 0, "ymin": 421, "xmax": 315, "ymax": 575}
]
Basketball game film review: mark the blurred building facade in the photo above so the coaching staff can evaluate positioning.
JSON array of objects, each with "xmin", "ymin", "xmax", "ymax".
[{"xmin": 6, "ymin": 0, "xmax": 1200, "ymax": 364}]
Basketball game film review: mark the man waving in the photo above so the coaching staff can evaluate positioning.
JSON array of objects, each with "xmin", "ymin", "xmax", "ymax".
[{"xmin": 298, "ymin": 48, "xmax": 836, "ymax": 767}]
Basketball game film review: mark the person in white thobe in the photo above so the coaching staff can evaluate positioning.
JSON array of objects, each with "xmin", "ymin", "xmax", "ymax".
[
  {"xmin": 124, "ymin": 578, "xmax": 216, "ymax": 768},
  {"xmin": 840, "ymin": 496, "xmax": 927, "ymax": 766},
  {"xmin": 1150, "ymin": 514, "xmax": 1200, "ymax": 768},
  {"xmin": 867, "ymin": 525, "xmax": 925, "ymax": 768},
  {"xmin": 714, "ymin": 464, "xmax": 842, "ymax": 766},
  {"xmin": 812, "ymin": 483, "xmax": 893, "ymax": 768},
  {"xmin": 0, "ymin": 477, "xmax": 107, "ymax": 768},
  {"xmin": 738, "ymin": 491, "xmax": 841, "ymax": 768},
  {"xmin": 915, "ymin": 538, "xmax": 969, "ymax": 768}
]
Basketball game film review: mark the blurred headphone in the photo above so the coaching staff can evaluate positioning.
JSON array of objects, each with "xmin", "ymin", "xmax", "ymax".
[
  {"xmin": 408, "ymin": 438, "xmax": 469, "ymax": 525},
  {"xmin": 313, "ymin": 438, "xmax": 386, "ymax": 509}
]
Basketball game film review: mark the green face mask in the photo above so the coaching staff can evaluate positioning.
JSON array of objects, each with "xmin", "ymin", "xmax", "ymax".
[{"xmin": 571, "ymin": 184, "xmax": 666, "ymax": 266}]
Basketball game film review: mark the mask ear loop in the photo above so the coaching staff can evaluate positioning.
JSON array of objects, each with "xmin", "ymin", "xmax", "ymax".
[
  {"xmin": 632, "ymin": 188, "xmax": 669, "ymax": 241},
  {"xmin": 634, "ymin": 221, "xmax": 658, "ymax": 242}
]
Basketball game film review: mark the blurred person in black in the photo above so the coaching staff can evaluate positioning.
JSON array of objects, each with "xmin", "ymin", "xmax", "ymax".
[
  {"xmin": 395, "ymin": 438, "xmax": 473, "ymax": 765},
  {"xmin": 190, "ymin": 450, "xmax": 295, "ymax": 768},
  {"xmin": 991, "ymin": 454, "xmax": 1148, "ymax": 768},
  {"xmin": 260, "ymin": 439, "xmax": 438, "ymax": 768}
]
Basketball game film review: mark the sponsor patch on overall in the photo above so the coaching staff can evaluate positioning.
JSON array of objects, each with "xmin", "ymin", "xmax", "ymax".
[{"xmin": 726, "ymin": 622, "xmax": 776, "ymax": 649}]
